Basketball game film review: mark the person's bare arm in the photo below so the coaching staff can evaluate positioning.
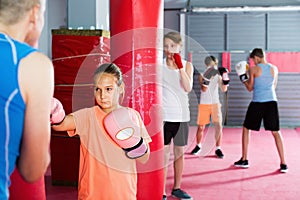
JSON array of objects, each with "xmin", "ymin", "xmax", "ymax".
[
  {"xmin": 271, "ymin": 65, "xmax": 279, "ymax": 89},
  {"xmin": 243, "ymin": 67, "xmax": 255, "ymax": 92},
  {"xmin": 18, "ymin": 52, "xmax": 53, "ymax": 183},
  {"xmin": 179, "ymin": 62, "xmax": 194, "ymax": 92},
  {"xmin": 199, "ymin": 74, "xmax": 208, "ymax": 92},
  {"xmin": 219, "ymin": 76, "xmax": 228, "ymax": 92},
  {"xmin": 51, "ymin": 114, "xmax": 76, "ymax": 131}
]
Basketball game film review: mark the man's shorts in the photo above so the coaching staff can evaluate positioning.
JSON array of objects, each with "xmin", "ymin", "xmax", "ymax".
[
  {"xmin": 243, "ymin": 101, "xmax": 280, "ymax": 131},
  {"xmin": 163, "ymin": 122, "xmax": 189, "ymax": 146},
  {"xmin": 197, "ymin": 103, "xmax": 222, "ymax": 126}
]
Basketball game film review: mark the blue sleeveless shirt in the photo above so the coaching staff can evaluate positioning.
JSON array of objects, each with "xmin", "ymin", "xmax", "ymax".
[
  {"xmin": 252, "ymin": 63, "xmax": 277, "ymax": 102},
  {"xmin": 0, "ymin": 33, "xmax": 36, "ymax": 199}
]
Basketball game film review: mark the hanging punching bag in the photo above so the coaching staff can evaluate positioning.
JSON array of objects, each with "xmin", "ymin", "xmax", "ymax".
[{"xmin": 110, "ymin": 1, "xmax": 164, "ymax": 199}]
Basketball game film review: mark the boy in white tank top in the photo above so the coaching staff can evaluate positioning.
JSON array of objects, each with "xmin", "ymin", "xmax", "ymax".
[
  {"xmin": 190, "ymin": 56, "xmax": 229, "ymax": 159},
  {"xmin": 162, "ymin": 32, "xmax": 194, "ymax": 200}
]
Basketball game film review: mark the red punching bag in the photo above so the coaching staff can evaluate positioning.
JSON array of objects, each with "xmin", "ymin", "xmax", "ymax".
[
  {"xmin": 9, "ymin": 168, "xmax": 46, "ymax": 200},
  {"xmin": 110, "ymin": 0, "xmax": 164, "ymax": 199}
]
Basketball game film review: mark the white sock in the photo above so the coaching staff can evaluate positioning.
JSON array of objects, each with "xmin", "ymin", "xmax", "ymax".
[
  {"xmin": 216, "ymin": 146, "xmax": 221, "ymax": 150},
  {"xmin": 197, "ymin": 143, "xmax": 202, "ymax": 148}
]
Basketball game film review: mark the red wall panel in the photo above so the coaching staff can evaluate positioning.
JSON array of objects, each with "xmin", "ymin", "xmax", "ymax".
[{"xmin": 266, "ymin": 52, "xmax": 300, "ymax": 72}]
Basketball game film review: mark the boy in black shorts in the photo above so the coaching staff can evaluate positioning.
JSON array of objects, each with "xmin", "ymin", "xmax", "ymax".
[
  {"xmin": 162, "ymin": 32, "xmax": 193, "ymax": 200},
  {"xmin": 234, "ymin": 48, "xmax": 288, "ymax": 173}
]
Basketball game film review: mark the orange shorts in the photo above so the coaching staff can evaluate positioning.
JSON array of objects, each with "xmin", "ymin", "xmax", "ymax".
[{"xmin": 197, "ymin": 103, "xmax": 222, "ymax": 126}]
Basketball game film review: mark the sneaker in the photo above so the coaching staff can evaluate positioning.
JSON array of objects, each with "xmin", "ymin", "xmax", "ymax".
[
  {"xmin": 171, "ymin": 188, "xmax": 192, "ymax": 199},
  {"xmin": 280, "ymin": 164, "xmax": 288, "ymax": 173},
  {"xmin": 234, "ymin": 158, "xmax": 249, "ymax": 168},
  {"xmin": 162, "ymin": 195, "xmax": 167, "ymax": 200},
  {"xmin": 190, "ymin": 145, "xmax": 201, "ymax": 155},
  {"xmin": 215, "ymin": 149, "xmax": 224, "ymax": 158}
]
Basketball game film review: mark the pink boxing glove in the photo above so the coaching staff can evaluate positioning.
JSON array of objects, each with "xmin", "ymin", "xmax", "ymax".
[
  {"xmin": 173, "ymin": 53, "xmax": 183, "ymax": 69},
  {"xmin": 50, "ymin": 97, "xmax": 65, "ymax": 125},
  {"xmin": 103, "ymin": 107, "xmax": 148, "ymax": 159}
]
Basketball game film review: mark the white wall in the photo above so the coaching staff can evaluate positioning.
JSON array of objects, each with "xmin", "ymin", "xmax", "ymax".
[
  {"xmin": 68, "ymin": 0, "xmax": 109, "ymax": 30},
  {"xmin": 39, "ymin": 0, "xmax": 67, "ymax": 58},
  {"xmin": 68, "ymin": 0, "xmax": 96, "ymax": 29}
]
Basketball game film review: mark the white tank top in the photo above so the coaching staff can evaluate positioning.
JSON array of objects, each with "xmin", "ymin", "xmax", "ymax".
[
  {"xmin": 200, "ymin": 74, "xmax": 221, "ymax": 104},
  {"xmin": 162, "ymin": 58, "xmax": 191, "ymax": 122}
]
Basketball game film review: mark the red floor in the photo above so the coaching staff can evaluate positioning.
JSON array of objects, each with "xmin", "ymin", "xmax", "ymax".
[{"xmin": 45, "ymin": 127, "xmax": 300, "ymax": 200}]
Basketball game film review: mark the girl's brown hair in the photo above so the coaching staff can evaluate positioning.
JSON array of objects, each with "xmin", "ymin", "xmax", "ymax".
[{"xmin": 164, "ymin": 32, "xmax": 182, "ymax": 45}]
